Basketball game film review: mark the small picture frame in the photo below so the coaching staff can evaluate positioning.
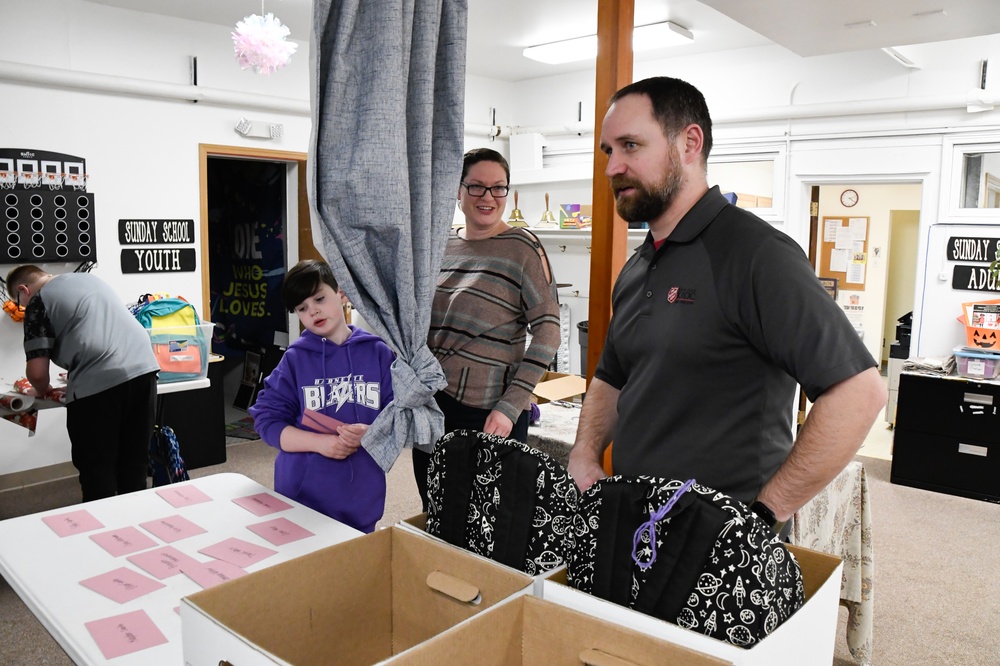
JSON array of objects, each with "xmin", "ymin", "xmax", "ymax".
[{"xmin": 819, "ymin": 277, "xmax": 838, "ymax": 300}]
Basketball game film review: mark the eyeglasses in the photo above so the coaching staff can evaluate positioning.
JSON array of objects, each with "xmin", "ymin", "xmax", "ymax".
[{"xmin": 461, "ymin": 182, "xmax": 509, "ymax": 198}]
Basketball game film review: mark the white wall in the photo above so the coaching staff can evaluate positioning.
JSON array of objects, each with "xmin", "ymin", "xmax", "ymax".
[
  {"xmin": 2, "ymin": 0, "xmax": 1000, "ymax": 476},
  {"xmin": 0, "ymin": 0, "xmax": 311, "ymax": 476}
]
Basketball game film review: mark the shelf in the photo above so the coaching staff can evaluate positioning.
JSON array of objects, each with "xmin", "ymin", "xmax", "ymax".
[
  {"xmin": 510, "ymin": 163, "xmax": 593, "ymax": 185},
  {"xmin": 530, "ymin": 228, "xmax": 649, "ymax": 241}
]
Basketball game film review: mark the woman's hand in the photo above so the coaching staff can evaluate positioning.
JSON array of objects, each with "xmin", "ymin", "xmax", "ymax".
[{"xmin": 482, "ymin": 410, "xmax": 514, "ymax": 438}]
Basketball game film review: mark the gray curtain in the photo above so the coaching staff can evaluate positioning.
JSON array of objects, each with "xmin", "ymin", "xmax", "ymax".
[{"xmin": 308, "ymin": 0, "xmax": 467, "ymax": 471}]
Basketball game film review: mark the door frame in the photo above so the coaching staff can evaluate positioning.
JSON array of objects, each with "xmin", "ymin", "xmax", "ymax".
[{"xmin": 197, "ymin": 144, "xmax": 319, "ymax": 322}]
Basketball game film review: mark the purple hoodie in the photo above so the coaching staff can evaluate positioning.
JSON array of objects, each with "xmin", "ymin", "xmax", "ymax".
[{"xmin": 249, "ymin": 326, "xmax": 395, "ymax": 532}]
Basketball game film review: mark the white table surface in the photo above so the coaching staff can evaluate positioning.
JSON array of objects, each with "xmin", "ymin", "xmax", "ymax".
[{"xmin": 0, "ymin": 472, "xmax": 361, "ymax": 666}]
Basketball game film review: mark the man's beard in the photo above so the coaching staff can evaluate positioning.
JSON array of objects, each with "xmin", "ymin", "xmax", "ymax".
[{"xmin": 611, "ymin": 158, "xmax": 683, "ymax": 224}]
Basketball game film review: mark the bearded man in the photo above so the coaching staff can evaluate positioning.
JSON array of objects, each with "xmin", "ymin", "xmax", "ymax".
[{"xmin": 566, "ymin": 77, "xmax": 885, "ymax": 534}]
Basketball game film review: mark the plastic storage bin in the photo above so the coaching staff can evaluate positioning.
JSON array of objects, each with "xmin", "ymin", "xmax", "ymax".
[
  {"xmin": 148, "ymin": 322, "xmax": 215, "ymax": 383},
  {"xmin": 953, "ymin": 346, "xmax": 1000, "ymax": 379}
]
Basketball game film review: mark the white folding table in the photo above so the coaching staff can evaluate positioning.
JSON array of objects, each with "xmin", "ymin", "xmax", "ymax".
[{"xmin": 0, "ymin": 472, "xmax": 361, "ymax": 665}]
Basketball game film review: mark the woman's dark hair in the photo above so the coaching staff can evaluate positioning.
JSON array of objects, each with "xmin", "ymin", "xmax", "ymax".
[
  {"xmin": 461, "ymin": 148, "xmax": 510, "ymax": 183},
  {"xmin": 281, "ymin": 259, "xmax": 338, "ymax": 312}
]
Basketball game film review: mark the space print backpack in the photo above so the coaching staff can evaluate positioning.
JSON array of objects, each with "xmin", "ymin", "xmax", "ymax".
[
  {"xmin": 567, "ymin": 476, "xmax": 805, "ymax": 648},
  {"xmin": 425, "ymin": 430, "xmax": 579, "ymax": 575}
]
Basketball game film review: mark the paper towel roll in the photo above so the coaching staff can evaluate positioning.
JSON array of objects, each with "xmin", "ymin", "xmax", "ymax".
[{"xmin": 0, "ymin": 392, "xmax": 34, "ymax": 412}]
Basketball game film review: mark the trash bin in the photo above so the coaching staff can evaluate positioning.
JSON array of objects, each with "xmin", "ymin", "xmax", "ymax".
[{"xmin": 577, "ymin": 321, "xmax": 588, "ymax": 374}]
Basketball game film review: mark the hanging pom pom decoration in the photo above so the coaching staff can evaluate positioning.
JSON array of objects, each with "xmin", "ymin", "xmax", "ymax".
[{"xmin": 232, "ymin": 12, "xmax": 298, "ymax": 75}]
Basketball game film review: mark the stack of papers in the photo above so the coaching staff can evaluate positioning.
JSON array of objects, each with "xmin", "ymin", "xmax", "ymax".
[{"xmin": 902, "ymin": 356, "xmax": 956, "ymax": 376}]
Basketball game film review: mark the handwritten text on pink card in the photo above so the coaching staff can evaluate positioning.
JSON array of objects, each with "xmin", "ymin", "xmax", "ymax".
[
  {"xmin": 42, "ymin": 509, "xmax": 104, "ymax": 537},
  {"xmin": 199, "ymin": 537, "xmax": 277, "ymax": 567},
  {"xmin": 247, "ymin": 517, "xmax": 315, "ymax": 546},
  {"xmin": 127, "ymin": 546, "xmax": 202, "ymax": 580},
  {"xmin": 79, "ymin": 567, "xmax": 166, "ymax": 604},
  {"xmin": 181, "ymin": 559, "xmax": 248, "ymax": 589},
  {"xmin": 232, "ymin": 492, "xmax": 293, "ymax": 516},
  {"xmin": 84, "ymin": 609, "xmax": 168, "ymax": 659},
  {"xmin": 90, "ymin": 526, "xmax": 159, "ymax": 557},
  {"xmin": 155, "ymin": 485, "xmax": 212, "ymax": 508},
  {"xmin": 138, "ymin": 515, "xmax": 207, "ymax": 543}
]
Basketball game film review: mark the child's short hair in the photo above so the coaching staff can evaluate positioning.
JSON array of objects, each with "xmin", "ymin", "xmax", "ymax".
[{"xmin": 281, "ymin": 260, "xmax": 339, "ymax": 312}]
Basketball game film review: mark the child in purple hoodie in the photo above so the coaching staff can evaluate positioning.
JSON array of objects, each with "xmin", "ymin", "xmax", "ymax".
[{"xmin": 250, "ymin": 260, "xmax": 395, "ymax": 532}]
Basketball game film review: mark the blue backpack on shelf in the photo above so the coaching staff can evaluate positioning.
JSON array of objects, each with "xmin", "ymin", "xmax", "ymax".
[{"xmin": 132, "ymin": 296, "xmax": 210, "ymax": 383}]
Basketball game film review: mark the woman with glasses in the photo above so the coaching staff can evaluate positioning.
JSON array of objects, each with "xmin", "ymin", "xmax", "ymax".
[{"xmin": 414, "ymin": 148, "xmax": 561, "ymax": 508}]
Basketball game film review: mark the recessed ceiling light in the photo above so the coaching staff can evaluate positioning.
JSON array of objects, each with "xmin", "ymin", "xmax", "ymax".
[{"xmin": 522, "ymin": 21, "xmax": 694, "ymax": 65}]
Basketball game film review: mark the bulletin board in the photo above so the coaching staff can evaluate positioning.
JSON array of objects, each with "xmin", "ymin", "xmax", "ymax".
[{"xmin": 818, "ymin": 216, "xmax": 869, "ymax": 292}]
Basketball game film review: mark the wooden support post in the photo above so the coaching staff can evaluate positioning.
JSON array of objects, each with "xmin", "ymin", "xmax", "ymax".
[{"xmin": 588, "ymin": 0, "xmax": 634, "ymax": 474}]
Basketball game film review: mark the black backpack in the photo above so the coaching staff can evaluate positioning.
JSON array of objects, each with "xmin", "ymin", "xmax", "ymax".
[
  {"xmin": 567, "ymin": 476, "xmax": 805, "ymax": 648},
  {"xmin": 425, "ymin": 430, "xmax": 579, "ymax": 575},
  {"xmin": 148, "ymin": 425, "xmax": 191, "ymax": 486}
]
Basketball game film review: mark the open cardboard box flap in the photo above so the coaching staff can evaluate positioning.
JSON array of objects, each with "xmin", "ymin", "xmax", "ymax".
[
  {"xmin": 381, "ymin": 594, "xmax": 732, "ymax": 665},
  {"xmin": 181, "ymin": 526, "xmax": 533, "ymax": 666},
  {"xmin": 532, "ymin": 372, "xmax": 587, "ymax": 404}
]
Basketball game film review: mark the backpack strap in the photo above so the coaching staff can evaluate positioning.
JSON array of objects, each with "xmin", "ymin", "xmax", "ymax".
[
  {"xmin": 433, "ymin": 431, "xmax": 479, "ymax": 547},
  {"xmin": 490, "ymin": 440, "xmax": 541, "ymax": 569},
  {"xmin": 590, "ymin": 480, "xmax": 647, "ymax": 607}
]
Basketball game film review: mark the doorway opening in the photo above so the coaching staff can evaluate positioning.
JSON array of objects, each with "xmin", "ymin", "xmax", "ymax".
[{"xmin": 198, "ymin": 144, "xmax": 319, "ymax": 434}]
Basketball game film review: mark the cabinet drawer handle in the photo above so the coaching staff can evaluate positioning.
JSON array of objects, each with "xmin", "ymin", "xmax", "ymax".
[
  {"xmin": 963, "ymin": 392, "xmax": 993, "ymax": 406},
  {"xmin": 958, "ymin": 443, "xmax": 989, "ymax": 457}
]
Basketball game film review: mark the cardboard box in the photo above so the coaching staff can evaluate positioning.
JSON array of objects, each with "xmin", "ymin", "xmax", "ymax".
[
  {"xmin": 180, "ymin": 526, "xmax": 533, "ymax": 666},
  {"xmin": 398, "ymin": 513, "xmax": 566, "ymax": 586},
  {"xmin": 531, "ymin": 371, "xmax": 587, "ymax": 404},
  {"xmin": 384, "ymin": 594, "xmax": 730, "ymax": 665},
  {"xmin": 536, "ymin": 545, "xmax": 843, "ymax": 666}
]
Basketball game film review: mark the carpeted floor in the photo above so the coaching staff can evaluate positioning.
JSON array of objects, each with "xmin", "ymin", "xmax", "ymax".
[
  {"xmin": 224, "ymin": 415, "xmax": 259, "ymax": 440},
  {"xmin": 1, "ymin": 442, "xmax": 997, "ymax": 665}
]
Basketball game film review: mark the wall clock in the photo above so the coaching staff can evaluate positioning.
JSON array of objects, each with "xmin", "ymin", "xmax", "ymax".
[{"xmin": 840, "ymin": 189, "xmax": 859, "ymax": 207}]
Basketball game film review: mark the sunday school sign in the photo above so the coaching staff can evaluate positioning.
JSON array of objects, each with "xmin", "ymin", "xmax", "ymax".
[
  {"xmin": 949, "ymin": 236, "xmax": 1000, "ymax": 292},
  {"xmin": 119, "ymin": 219, "xmax": 196, "ymax": 273}
]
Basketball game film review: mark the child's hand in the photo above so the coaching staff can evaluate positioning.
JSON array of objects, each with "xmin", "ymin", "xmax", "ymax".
[
  {"xmin": 315, "ymin": 434, "xmax": 360, "ymax": 460},
  {"xmin": 337, "ymin": 423, "xmax": 369, "ymax": 450}
]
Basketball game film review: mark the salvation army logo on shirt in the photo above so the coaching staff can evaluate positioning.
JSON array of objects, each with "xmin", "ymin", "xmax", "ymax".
[{"xmin": 667, "ymin": 287, "xmax": 696, "ymax": 304}]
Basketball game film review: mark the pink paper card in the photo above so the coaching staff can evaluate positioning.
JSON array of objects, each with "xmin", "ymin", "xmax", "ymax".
[
  {"xmin": 127, "ymin": 546, "xmax": 202, "ymax": 580},
  {"xmin": 42, "ymin": 509, "xmax": 104, "ymax": 537},
  {"xmin": 84, "ymin": 609, "xmax": 168, "ymax": 659},
  {"xmin": 90, "ymin": 526, "xmax": 159, "ymax": 557},
  {"xmin": 232, "ymin": 492, "xmax": 293, "ymax": 516},
  {"xmin": 155, "ymin": 485, "xmax": 212, "ymax": 508},
  {"xmin": 247, "ymin": 517, "xmax": 315, "ymax": 546},
  {"xmin": 79, "ymin": 567, "xmax": 166, "ymax": 604},
  {"xmin": 139, "ymin": 515, "xmax": 207, "ymax": 543},
  {"xmin": 199, "ymin": 537, "xmax": 278, "ymax": 567},
  {"xmin": 181, "ymin": 559, "xmax": 248, "ymax": 589},
  {"xmin": 302, "ymin": 408, "xmax": 345, "ymax": 435}
]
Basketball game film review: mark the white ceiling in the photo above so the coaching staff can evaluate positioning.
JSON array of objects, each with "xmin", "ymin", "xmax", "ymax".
[{"xmin": 86, "ymin": 0, "xmax": 1000, "ymax": 81}]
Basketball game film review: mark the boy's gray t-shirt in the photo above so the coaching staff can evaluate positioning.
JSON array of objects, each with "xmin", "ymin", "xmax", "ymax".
[{"xmin": 23, "ymin": 273, "xmax": 160, "ymax": 401}]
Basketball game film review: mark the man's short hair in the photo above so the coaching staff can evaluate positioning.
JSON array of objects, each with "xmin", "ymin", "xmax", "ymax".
[
  {"xmin": 461, "ymin": 148, "xmax": 510, "ymax": 183},
  {"xmin": 6, "ymin": 265, "xmax": 44, "ymax": 292},
  {"xmin": 609, "ymin": 76, "xmax": 713, "ymax": 160},
  {"xmin": 281, "ymin": 259, "xmax": 339, "ymax": 312}
]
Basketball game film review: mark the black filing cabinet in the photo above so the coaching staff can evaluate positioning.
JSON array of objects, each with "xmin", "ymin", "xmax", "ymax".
[
  {"xmin": 891, "ymin": 372, "xmax": 1000, "ymax": 503},
  {"xmin": 156, "ymin": 356, "xmax": 227, "ymax": 470}
]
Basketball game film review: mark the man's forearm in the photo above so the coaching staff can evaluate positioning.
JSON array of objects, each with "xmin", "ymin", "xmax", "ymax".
[
  {"xmin": 757, "ymin": 367, "xmax": 886, "ymax": 521},
  {"xmin": 567, "ymin": 377, "xmax": 620, "ymax": 489},
  {"xmin": 25, "ymin": 357, "xmax": 51, "ymax": 396}
]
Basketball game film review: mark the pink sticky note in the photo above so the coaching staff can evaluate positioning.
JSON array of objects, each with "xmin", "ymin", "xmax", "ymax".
[
  {"xmin": 79, "ymin": 567, "xmax": 166, "ymax": 604},
  {"xmin": 139, "ymin": 515, "xmax": 207, "ymax": 543},
  {"xmin": 199, "ymin": 537, "xmax": 277, "ymax": 567},
  {"xmin": 42, "ymin": 509, "xmax": 104, "ymax": 537},
  {"xmin": 84, "ymin": 609, "xmax": 168, "ymax": 659},
  {"xmin": 155, "ymin": 485, "xmax": 212, "ymax": 508},
  {"xmin": 247, "ymin": 517, "xmax": 315, "ymax": 546},
  {"xmin": 127, "ymin": 546, "xmax": 203, "ymax": 580},
  {"xmin": 232, "ymin": 492, "xmax": 293, "ymax": 516},
  {"xmin": 181, "ymin": 559, "xmax": 248, "ymax": 589},
  {"xmin": 302, "ymin": 409, "xmax": 345, "ymax": 435},
  {"xmin": 90, "ymin": 527, "xmax": 159, "ymax": 557}
]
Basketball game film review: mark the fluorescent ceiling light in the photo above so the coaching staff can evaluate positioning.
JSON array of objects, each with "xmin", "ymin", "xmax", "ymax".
[
  {"xmin": 523, "ymin": 21, "xmax": 693, "ymax": 65},
  {"xmin": 881, "ymin": 47, "xmax": 920, "ymax": 69}
]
